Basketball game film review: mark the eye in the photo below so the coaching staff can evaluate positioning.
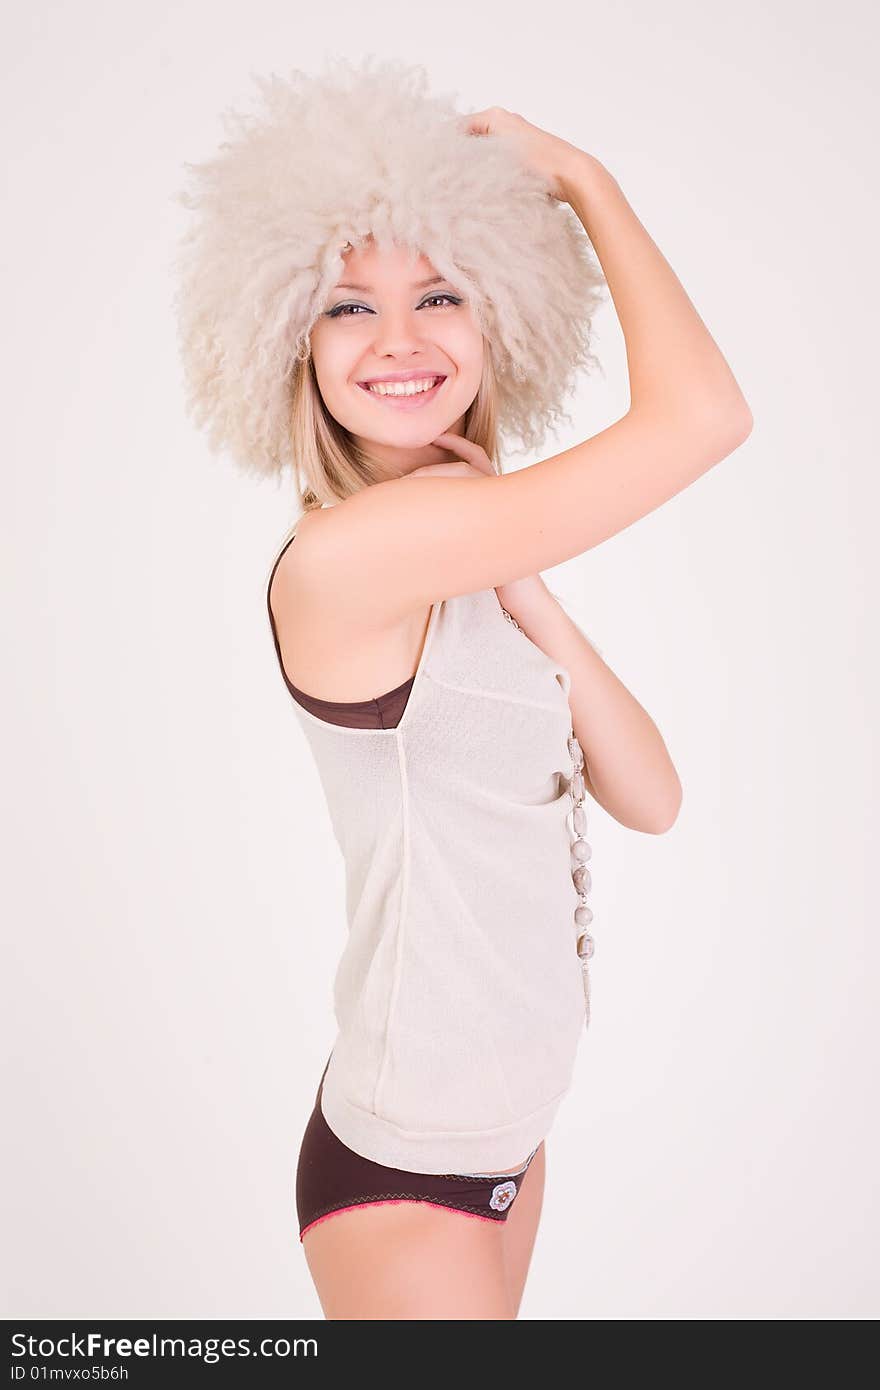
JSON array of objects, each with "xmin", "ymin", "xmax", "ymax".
[
  {"xmin": 419, "ymin": 294, "xmax": 462, "ymax": 309},
  {"xmin": 325, "ymin": 293, "xmax": 462, "ymax": 319},
  {"xmin": 326, "ymin": 303, "xmax": 371, "ymax": 318}
]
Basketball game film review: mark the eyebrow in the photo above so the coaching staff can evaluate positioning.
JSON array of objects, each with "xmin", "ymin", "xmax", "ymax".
[{"xmin": 333, "ymin": 275, "xmax": 448, "ymax": 293}]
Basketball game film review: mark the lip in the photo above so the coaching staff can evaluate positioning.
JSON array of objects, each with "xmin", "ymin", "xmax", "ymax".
[{"xmin": 357, "ymin": 375, "xmax": 447, "ymax": 410}]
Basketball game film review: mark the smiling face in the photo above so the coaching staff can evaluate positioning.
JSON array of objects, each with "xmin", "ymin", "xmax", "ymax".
[{"xmin": 308, "ymin": 238, "xmax": 485, "ymax": 477}]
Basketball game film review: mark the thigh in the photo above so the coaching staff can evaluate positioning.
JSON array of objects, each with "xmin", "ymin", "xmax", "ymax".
[
  {"xmin": 303, "ymin": 1198, "xmax": 513, "ymax": 1319},
  {"xmin": 295, "ymin": 1059, "xmax": 530, "ymax": 1318},
  {"xmin": 501, "ymin": 1140, "xmax": 546, "ymax": 1316}
]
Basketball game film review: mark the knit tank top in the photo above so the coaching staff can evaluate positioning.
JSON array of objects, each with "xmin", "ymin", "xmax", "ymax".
[{"xmin": 267, "ymin": 530, "xmax": 593, "ymax": 1174}]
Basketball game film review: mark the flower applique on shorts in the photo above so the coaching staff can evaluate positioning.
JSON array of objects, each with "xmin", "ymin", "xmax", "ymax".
[{"xmin": 489, "ymin": 1180, "xmax": 518, "ymax": 1212}]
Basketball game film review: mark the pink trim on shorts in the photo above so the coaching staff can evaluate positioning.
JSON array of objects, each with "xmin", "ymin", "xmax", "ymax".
[{"xmin": 300, "ymin": 1198, "xmax": 503, "ymax": 1241}]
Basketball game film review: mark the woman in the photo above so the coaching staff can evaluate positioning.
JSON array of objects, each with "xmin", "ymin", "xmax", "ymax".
[{"xmin": 174, "ymin": 58, "xmax": 752, "ymax": 1320}]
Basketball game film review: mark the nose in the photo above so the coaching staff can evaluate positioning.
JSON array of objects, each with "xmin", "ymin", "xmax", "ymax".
[{"xmin": 370, "ymin": 305, "xmax": 429, "ymax": 358}]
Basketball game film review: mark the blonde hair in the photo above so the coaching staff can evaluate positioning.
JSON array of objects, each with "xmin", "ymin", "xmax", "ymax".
[{"xmin": 171, "ymin": 54, "xmax": 606, "ymax": 493}]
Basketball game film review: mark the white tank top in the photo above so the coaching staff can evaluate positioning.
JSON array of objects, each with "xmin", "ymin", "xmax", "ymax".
[{"xmin": 269, "ymin": 562, "xmax": 593, "ymax": 1174}]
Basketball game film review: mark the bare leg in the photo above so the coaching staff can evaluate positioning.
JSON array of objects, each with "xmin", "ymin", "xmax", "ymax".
[
  {"xmin": 500, "ymin": 1140, "xmax": 546, "ymax": 1317},
  {"xmin": 303, "ymin": 1199, "xmax": 514, "ymax": 1319}
]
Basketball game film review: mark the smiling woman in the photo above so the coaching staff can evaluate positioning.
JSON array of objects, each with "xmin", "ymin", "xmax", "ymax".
[
  {"xmin": 171, "ymin": 52, "xmax": 615, "ymax": 1321},
  {"xmin": 305, "ymin": 240, "xmax": 488, "ymax": 482},
  {"xmin": 167, "ymin": 52, "xmax": 750, "ymax": 1323},
  {"xmin": 171, "ymin": 54, "xmax": 606, "ymax": 502}
]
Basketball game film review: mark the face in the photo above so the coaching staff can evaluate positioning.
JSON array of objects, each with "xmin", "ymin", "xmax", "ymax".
[{"xmin": 308, "ymin": 238, "xmax": 485, "ymax": 478}]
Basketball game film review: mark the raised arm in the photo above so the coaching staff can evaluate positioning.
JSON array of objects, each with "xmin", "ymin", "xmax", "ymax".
[
  {"xmin": 295, "ymin": 149, "xmax": 752, "ymax": 624},
  {"xmin": 565, "ymin": 152, "xmax": 752, "ymax": 425}
]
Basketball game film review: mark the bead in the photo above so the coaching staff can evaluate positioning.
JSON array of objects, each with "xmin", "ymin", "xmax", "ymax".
[
  {"xmin": 565, "ymin": 806, "xmax": 586, "ymax": 839},
  {"xmin": 565, "ymin": 728, "xmax": 595, "ymax": 1024},
  {"xmin": 572, "ymin": 865, "xmax": 592, "ymax": 893},
  {"xmin": 500, "ymin": 606, "xmax": 522, "ymax": 631}
]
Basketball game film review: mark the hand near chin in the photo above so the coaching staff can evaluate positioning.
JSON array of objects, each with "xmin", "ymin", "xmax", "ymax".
[
  {"xmin": 414, "ymin": 433, "xmax": 545, "ymax": 614},
  {"xmin": 407, "ymin": 432, "xmax": 498, "ymax": 480}
]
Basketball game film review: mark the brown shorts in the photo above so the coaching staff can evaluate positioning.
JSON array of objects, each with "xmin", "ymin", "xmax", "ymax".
[{"xmin": 296, "ymin": 1055, "xmax": 541, "ymax": 1241}]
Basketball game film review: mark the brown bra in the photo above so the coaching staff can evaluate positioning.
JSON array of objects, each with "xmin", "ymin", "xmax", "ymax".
[{"xmin": 266, "ymin": 532, "xmax": 415, "ymax": 730}]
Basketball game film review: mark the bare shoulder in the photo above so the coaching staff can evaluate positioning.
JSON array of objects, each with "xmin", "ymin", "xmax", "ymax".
[
  {"xmin": 267, "ymin": 510, "xmax": 344, "ymax": 693},
  {"xmin": 276, "ymin": 410, "xmax": 755, "ymax": 618},
  {"xmin": 267, "ymin": 508, "xmax": 432, "ymax": 703},
  {"xmin": 268, "ymin": 507, "xmax": 354, "ymax": 638}
]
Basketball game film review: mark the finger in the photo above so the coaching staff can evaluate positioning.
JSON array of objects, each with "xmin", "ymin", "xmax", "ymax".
[
  {"xmin": 460, "ymin": 109, "xmax": 493, "ymax": 136},
  {"xmin": 432, "ymin": 432, "xmax": 496, "ymax": 477},
  {"xmin": 433, "ymin": 432, "xmax": 490, "ymax": 467}
]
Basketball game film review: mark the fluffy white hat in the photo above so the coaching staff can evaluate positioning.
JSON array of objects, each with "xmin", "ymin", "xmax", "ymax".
[{"xmin": 171, "ymin": 54, "xmax": 607, "ymax": 479}]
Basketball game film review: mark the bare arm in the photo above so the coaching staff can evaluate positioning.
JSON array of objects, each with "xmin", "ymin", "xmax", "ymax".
[
  {"xmin": 565, "ymin": 154, "xmax": 752, "ymax": 419},
  {"xmin": 295, "ymin": 153, "xmax": 752, "ymax": 624},
  {"xmin": 497, "ymin": 575, "xmax": 682, "ymax": 834}
]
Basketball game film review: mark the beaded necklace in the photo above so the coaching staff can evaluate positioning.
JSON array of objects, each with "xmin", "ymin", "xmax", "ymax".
[{"xmin": 499, "ymin": 604, "xmax": 594, "ymax": 1027}]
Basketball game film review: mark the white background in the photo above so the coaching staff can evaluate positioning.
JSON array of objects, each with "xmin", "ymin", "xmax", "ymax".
[{"xmin": 3, "ymin": 0, "xmax": 877, "ymax": 1319}]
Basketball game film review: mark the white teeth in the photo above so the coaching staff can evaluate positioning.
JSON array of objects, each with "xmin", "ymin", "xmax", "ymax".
[{"xmin": 366, "ymin": 377, "xmax": 441, "ymax": 397}]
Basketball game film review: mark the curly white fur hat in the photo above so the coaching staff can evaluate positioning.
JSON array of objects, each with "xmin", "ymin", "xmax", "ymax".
[{"xmin": 171, "ymin": 54, "xmax": 607, "ymax": 479}]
